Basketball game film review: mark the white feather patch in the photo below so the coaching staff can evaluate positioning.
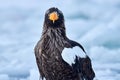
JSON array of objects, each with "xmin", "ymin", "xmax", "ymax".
[{"xmin": 62, "ymin": 46, "xmax": 86, "ymax": 65}]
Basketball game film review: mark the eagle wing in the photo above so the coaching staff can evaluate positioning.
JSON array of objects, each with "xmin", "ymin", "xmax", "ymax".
[
  {"xmin": 34, "ymin": 41, "xmax": 45, "ymax": 80},
  {"xmin": 65, "ymin": 38, "xmax": 86, "ymax": 53}
]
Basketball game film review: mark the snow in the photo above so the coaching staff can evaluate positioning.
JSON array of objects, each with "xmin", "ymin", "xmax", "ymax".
[
  {"xmin": 0, "ymin": 0, "xmax": 120, "ymax": 80},
  {"xmin": 0, "ymin": 74, "xmax": 9, "ymax": 80},
  {"xmin": 27, "ymin": 69, "xmax": 39, "ymax": 80}
]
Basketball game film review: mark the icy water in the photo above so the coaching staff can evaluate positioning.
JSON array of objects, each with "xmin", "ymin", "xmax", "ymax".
[{"xmin": 0, "ymin": 0, "xmax": 120, "ymax": 80}]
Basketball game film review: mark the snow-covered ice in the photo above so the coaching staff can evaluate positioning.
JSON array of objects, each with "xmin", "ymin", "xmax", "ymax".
[{"xmin": 0, "ymin": 0, "xmax": 120, "ymax": 80}]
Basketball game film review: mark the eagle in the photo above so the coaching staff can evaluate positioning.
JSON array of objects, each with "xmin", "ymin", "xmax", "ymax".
[{"xmin": 34, "ymin": 7, "xmax": 95, "ymax": 80}]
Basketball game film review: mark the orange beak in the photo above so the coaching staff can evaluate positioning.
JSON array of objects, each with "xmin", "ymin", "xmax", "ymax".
[{"xmin": 49, "ymin": 12, "xmax": 59, "ymax": 23}]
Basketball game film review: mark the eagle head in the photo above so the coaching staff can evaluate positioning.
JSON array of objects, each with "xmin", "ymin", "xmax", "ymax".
[{"xmin": 44, "ymin": 7, "xmax": 64, "ymax": 27}]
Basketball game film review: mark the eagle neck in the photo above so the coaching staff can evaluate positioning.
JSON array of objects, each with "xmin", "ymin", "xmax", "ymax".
[{"xmin": 41, "ymin": 25, "xmax": 66, "ymax": 61}]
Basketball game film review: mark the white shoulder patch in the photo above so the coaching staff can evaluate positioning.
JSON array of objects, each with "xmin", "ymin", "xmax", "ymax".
[{"xmin": 62, "ymin": 46, "xmax": 86, "ymax": 65}]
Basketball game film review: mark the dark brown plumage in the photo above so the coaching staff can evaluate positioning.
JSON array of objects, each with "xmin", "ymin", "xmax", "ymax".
[{"xmin": 34, "ymin": 7, "xmax": 95, "ymax": 80}]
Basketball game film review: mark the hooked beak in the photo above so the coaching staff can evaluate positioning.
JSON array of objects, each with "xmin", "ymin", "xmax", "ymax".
[{"xmin": 49, "ymin": 12, "xmax": 59, "ymax": 23}]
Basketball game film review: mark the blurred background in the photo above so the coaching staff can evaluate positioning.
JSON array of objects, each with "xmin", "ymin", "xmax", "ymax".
[{"xmin": 0, "ymin": 0, "xmax": 120, "ymax": 80}]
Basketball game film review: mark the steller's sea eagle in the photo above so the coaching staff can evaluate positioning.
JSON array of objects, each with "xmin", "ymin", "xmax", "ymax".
[{"xmin": 34, "ymin": 7, "xmax": 95, "ymax": 80}]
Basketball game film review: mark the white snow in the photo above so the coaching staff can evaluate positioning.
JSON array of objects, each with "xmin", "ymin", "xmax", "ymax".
[
  {"xmin": 0, "ymin": 74, "xmax": 9, "ymax": 80},
  {"xmin": 0, "ymin": 0, "xmax": 120, "ymax": 80}
]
